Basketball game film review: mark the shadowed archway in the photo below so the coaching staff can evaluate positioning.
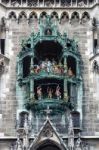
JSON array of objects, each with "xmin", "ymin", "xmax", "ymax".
[
  {"xmin": 35, "ymin": 140, "xmax": 63, "ymax": 150},
  {"xmin": 37, "ymin": 144, "xmax": 61, "ymax": 150}
]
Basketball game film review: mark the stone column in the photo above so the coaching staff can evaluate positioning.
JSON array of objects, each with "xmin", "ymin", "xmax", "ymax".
[
  {"xmin": 64, "ymin": 52, "xmax": 68, "ymax": 101},
  {"xmin": 30, "ymin": 56, "xmax": 34, "ymax": 100},
  {"xmin": 43, "ymin": 0, "xmax": 44, "ymax": 6},
  {"xmin": 54, "ymin": 0, "xmax": 56, "ymax": 6},
  {"xmin": 17, "ymin": 61, "xmax": 20, "ymax": 76},
  {"xmin": 20, "ymin": 61, "xmax": 23, "ymax": 78},
  {"xmin": 97, "ymin": 24, "xmax": 99, "ymax": 51},
  {"xmin": 5, "ymin": 28, "xmax": 9, "ymax": 57},
  {"xmin": 71, "ymin": 0, "xmax": 73, "ymax": 6},
  {"xmin": 30, "ymin": 34, "xmax": 34, "ymax": 100},
  {"xmin": 89, "ymin": 25, "xmax": 94, "ymax": 56},
  {"xmin": 76, "ymin": 0, "xmax": 77, "ymax": 6},
  {"xmin": 38, "ymin": 0, "xmax": 39, "ymax": 6},
  {"xmin": 64, "ymin": 57, "xmax": 67, "ymax": 101},
  {"xmin": 17, "ymin": 58, "xmax": 22, "ymax": 79},
  {"xmin": 64, "ymin": 54, "xmax": 67, "ymax": 74},
  {"xmin": 64, "ymin": 79, "xmax": 68, "ymax": 102},
  {"xmin": 76, "ymin": 60, "xmax": 80, "ymax": 78},
  {"xmin": 30, "ymin": 78, "xmax": 34, "ymax": 99}
]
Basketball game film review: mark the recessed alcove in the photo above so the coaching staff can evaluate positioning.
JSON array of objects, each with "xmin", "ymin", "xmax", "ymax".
[
  {"xmin": 34, "ymin": 40, "xmax": 63, "ymax": 63},
  {"xmin": 23, "ymin": 56, "xmax": 31, "ymax": 78},
  {"xmin": 34, "ymin": 78, "xmax": 63, "ymax": 100},
  {"xmin": 67, "ymin": 56, "xmax": 76, "ymax": 76}
]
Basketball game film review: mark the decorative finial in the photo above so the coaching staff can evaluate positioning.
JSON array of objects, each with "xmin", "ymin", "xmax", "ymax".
[
  {"xmin": 44, "ymin": 105, "xmax": 52, "ymax": 120},
  {"xmin": 68, "ymin": 113, "xmax": 74, "ymax": 150}
]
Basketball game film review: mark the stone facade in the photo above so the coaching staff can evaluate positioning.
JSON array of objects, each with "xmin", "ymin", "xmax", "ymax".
[{"xmin": 0, "ymin": 1, "xmax": 99, "ymax": 150}]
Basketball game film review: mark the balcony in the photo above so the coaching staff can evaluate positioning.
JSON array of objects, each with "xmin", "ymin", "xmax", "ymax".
[
  {"xmin": 24, "ymin": 96, "xmax": 76, "ymax": 113},
  {"xmin": 30, "ymin": 63, "xmax": 80, "ymax": 81}
]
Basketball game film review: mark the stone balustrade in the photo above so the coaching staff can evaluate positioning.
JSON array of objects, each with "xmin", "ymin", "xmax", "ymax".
[{"xmin": 0, "ymin": 0, "xmax": 98, "ymax": 7}]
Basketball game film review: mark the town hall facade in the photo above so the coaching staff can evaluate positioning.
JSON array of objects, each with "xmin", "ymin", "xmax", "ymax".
[{"xmin": 0, "ymin": 0, "xmax": 99, "ymax": 149}]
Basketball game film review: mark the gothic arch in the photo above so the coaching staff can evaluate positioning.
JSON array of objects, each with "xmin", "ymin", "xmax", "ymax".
[
  {"xmin": 18, "ymin": 11, "xmax": 27, "ymax": 23},
  {"xmin": 32, "ymin": 139, "xmax": 67, "ymax": 150},
  {"xmin": 44, "ymin": 0, "xmax": 54, "ymax": 6},
  {"xmin": 8, "ymin": 11, "xmax": 17, "ymax": 20},
  {"xmin": 60, "ymin": 12, "xmax": 69, "ymax": 23},
  {"xmin": 82, "ymin": 12, "xmax": 90, "ymax": 18},
  {"xmin": 71, "ymin": 11, "xmax": 80, "ymax": 23},
  {"xmin": 81, "ymin": 11, "xmax": 90, "ymax": 24},
  {"xmin": 50, "ymin": 11, "xmax": 59, "ymax": 19},
  {"xmin": 40, "ymin": 11, "xmax": 48, "ymax": 18},
  {"xmin": 29, "ymin": 12, "xmax": 38, "ymax": 19}
]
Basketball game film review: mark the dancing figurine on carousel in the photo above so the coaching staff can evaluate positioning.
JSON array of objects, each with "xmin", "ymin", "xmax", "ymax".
[
  {"xmin": 47, "ymin": 87, "xmax": 53, "ymax": 99},
  {"xmin": 37, "ymin": 86, "xmax": 42, "ymax": 100},
  {"xmin": 55, "ymin": 85, "xmax": 61, "ymax": 100}
]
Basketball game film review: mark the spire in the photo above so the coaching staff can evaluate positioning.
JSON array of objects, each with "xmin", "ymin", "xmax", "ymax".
[
  {"xmin": 75, "ymin": 133, "xmax": 82, "ymax": 150},
  {"xmin": 15, "ymin": 112, "xmax": 30, "ymax": 150},
  {"xmin": 44, "ymin": 105, "xmax": 52, "ymax": 120},
  {"xmin": 68, "ymin": 113, "xmax": 74, "ymax": 150},
  {"xmin": 15, "ymin": 134, "xmax": 23, "ymax": 150}
]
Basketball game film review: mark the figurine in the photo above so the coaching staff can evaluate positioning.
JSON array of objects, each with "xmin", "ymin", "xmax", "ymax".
[
  {"xmin": 68, "ymin": 67, "xmax": 74, "ymax": 77},
  {"xmin": 47, "ymin": 60, "xmax": 52, "ymax": 73},
  {"xmin": 55, "ymin": 85, "xmax": 61, "ymax": 99},
  {"xmin": 47, "ymin": 87, "xmax": 53, "ymax": 99},
  {"xmin": 75, "ymin": 137, "xmax": 82, "ymax": 150},
  {"xmin": 34, "ymin": 65, "xmax": 40, "ymax": 74},
  {"xmin": 37, "ymin": 86, "xmax": 42, "ymax": 100}
]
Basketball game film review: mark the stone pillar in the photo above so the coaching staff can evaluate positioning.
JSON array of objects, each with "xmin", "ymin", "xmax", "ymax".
[
  {"xmin": 30, "ymin": 55, "xmax": 34, "ymax": 70},
  {"xmin": 64, "ymin": 55, "xmax": 67, "ymax": 74},
  {"xmin": 64, "ymin": 79, "xmax": 68, "ymax": 101},
  {"xmin": 54, "ymin": 0, "xmax": 56, "ymax": 6},
  {"xmin": 76, "ymin": 60, "xmax": 80, "ymax": 78},
  {"xmin": 76, "ymin": 0, "xmax": 77, "ymax": 6},
  {"xmin": 30, "ymin": 78, "xmax": 34, "ymax": 99},
  {"xmin": 20, "ymin": 61, "xmax": 23, "ymax": 78},
  {"xmin": 89, "ymin": 26, "xmax": 94, "ymax": 56},
  {"xmin": 5, "ymin": 28, "xmax": 9, "ymax": 57},
  {"xmin": 30, "ymin": 34, "xmax": 34, "ymax": 100},
  {"xmin": 97, "ymin": 25, "xmax": 99, "ymax": 51},
  {"xmin": 38, "ymin": 0, "xmax": 39, "ymax": 6},
  {"xmin": 17, "ymin": 58, "xmax": 22, "ymax": 79},
  {"xmin": 30, "ymin": 56, "xmax": 34, "ymax": 100},
  {"xmin": 64, "ymin": 52, "xmax": 68, "ymax": 101},
  {"xmin": 17, "ymin": 61, "xmax": 20, "ymax": 76},
  {"xmin": 43, "ymin": 0, "xmax": 44, "ymax": 6},
  {"xmin": 68, "ymin": 114, "xmax": 74, "ymax": 150},
  {"xmin": 71, "ymin": 0, "xmax": 73, "ymax": 6}
]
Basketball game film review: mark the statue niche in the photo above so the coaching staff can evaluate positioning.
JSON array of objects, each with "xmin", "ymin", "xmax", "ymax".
[{"xmin": 45, "ymin": 28, "xmax": 52, "ymax": 35}]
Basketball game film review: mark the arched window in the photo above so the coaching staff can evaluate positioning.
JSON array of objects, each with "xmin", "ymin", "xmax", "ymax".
[
  {"xmin": 18, "ymin": 11, "xmax": 27, "ymax": 23},
  {"xmin": 93, "ymin": 29, "xmax": 98, "ymax": 54},
  {"xmin": 67, "ymin": 56, "xmax": 76, "ymax": 76},
  {"xmin": 23, "ymin": 56, "xmax": 31, "ymax": 78},
  {"xmin": 60, "ymin": 12, "xmax": 69, "ymax": 24},
  {"xmin": 71, "ymin": 12, "xmax": 80, "ymax": 24},
  {"xmin": 18, "ymin": 111, "xmax": 29, "ymax": 128},
  {"xmin": 81, "ymin": 12, "xmax": 90, "ymax": 24},
  {"xmin": 8, "ymin": 11, "xmax": 17, "ymax": 20}
]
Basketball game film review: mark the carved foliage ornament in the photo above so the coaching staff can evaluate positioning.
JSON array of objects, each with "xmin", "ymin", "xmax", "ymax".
[{"xmin": 43, "ymin": 124, "xmax": 53, "ymax": 138}]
